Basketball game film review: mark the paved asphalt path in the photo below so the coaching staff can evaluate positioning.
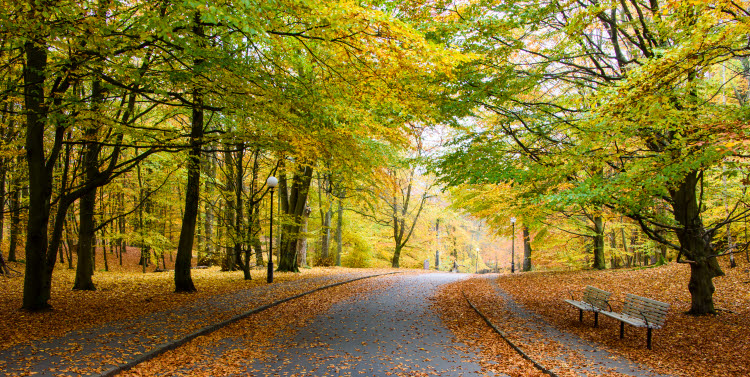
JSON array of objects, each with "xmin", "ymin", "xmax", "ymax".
[
  {"xmin": 0, "ymin": 271, "xmax": 378, "ymax": 377},
  {"xmin": 243, "ymin": 273, "xmax": 497, "ymax": 377}
]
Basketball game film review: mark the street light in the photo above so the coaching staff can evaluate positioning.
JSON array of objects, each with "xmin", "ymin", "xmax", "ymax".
[
  {"xmin": 510, "ymin": 217, "xmax": 516, "ymax": 273},
  {"xmin": 266, "ymin": 176, "xmax": 278, "ymax": 284}
]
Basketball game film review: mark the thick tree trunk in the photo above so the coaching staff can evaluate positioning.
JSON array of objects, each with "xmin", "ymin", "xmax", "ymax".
[
  {"xmin": 174, "ymin": 13, "xmax": 205, "ymax": 293},
  {"xmin": 522, "ymin": 225, "xmax": 532, "ymax": 272},
  {"xmin": 391, "ymin": 244, "xmax": 402, "ymax": 268},
  {"xmin": 277, "ymin": 164, "xmax": 314, "ymax": 272},
  {"xmin": 74, "ymin": 187, "xmax": 97, "ymax": 290},
  {"xmin": 174, "ymin": 109, "xmax": 201, "ymax": 291},
  {"xmin": 593, "ymin": 215, "xmax": 606, "ymax": 270},
  {"xmin": 22, "ymin": 35, "xmax": 55, "ymax": 311},
  {"xmin": 73, "ymin": 77, "xmax": 104, "ymax": 290},
  {"xmin": 670, "ymin": 170, "xmax": 723, "ymax": 315}
]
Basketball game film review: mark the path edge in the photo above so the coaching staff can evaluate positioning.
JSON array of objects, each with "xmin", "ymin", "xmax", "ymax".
[
  {"xmin": 462, "ymin": 288, "xmax": 559, "ymax": 377},
  {"xmin": 97, "ymin": 272, "xmax": 398, "ymax": 377}
]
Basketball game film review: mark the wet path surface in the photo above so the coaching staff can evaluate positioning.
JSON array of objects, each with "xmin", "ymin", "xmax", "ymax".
[{"xmin": 243, "ymin": 273, "xmax": 497, "ymax": 377}]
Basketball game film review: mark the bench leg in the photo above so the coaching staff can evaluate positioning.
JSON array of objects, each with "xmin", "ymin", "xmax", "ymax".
[
  {"xmin": 619, "ymin": 322, "xmax": 624, "ymax": 339},
  {"xmin": 579, "ymin": 309, "xmax": 583, "ymax": 323},
  {"xmin": 647, "ymin": 328, "xmax": 653, "ymax": 350},
  {"xmin": 594, "ymin": 312, "xmax": 599, "ymax": 328}
]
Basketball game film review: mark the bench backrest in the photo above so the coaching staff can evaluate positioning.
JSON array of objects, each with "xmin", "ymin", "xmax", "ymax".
[
  {"xmin": 582, "ymin": 286, "xmax": 611, "ymax": 310},
  {"xmin": 622, "ymin": 294, "xmax": 670, "ymax": 327}
]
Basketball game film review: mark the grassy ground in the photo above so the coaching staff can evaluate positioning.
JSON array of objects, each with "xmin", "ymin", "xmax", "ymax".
[{"xmin": 494, "ymin": 257, "xmax": 750, "ymax": 377}]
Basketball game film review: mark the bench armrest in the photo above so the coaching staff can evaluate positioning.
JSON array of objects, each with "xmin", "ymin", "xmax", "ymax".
[{"xmin": 638, "ymin": 310, "xmax": 651, "ymax": 327}]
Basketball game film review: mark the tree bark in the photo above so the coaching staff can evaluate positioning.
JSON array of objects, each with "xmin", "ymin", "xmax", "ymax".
[
  {"xmin": 277, "ymin": 163, "xmax": 314, "ymax": 272},
  {"xmin": 593, "ymin": 214, "xmax": 606, "ymax": 270},
  {"xmin": 317, "ymin": 174, "xmax": 332, "ymax": 264},
  {"xmin": 522, "ymin": 225, "xmax": 532, "ymax": 272},
  {"xmin": 297, "ymin": 205, "xmax": 311, "ymax": 267},
  {"xmin": 174, "ymin": 13, "xmax": 205, "ymax": 293},
  {"xmin": 7, "ymin": 157, "xmax": 22, "ymax": 262},
  {"xmin": 74, "ymin": 77, "xmax": 105, "ymax": 291},
  {"xmin": 391, "ymin": 243, "xmax": 403, "ymax": 268},
  {"xmin": 22, "ymin": 29, "xmax": 58, "ymax": 311},
  {"xmin": 223, "ymin": 146, "xmax": 236, "ymax": 271},
  {"xmin": 335, "ymin": 189, "xmax": 345, "ymax": 267},
  {"xmin": 203, "ymin": 149, "xmax": 215, "ymax": 262},
  {"xmin": 669, "ymin": 170, "xmax": 723, "ymax": 314}
]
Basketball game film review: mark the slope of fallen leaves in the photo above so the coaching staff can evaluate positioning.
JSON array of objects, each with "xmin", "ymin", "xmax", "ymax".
[
  {"xmin": 122, "ymin": 275, "xmax": 398, "ymax": 376},
  {"xmin": 431, "ymin": 278, "xmax": 547, "ymax": 377},
  {"xmin": 0, "ymin": 249, "xmax": 393, "ymax": 352},
  {"xmin": 495, "ymin": 257, "xmax": 750, "ymax": 377}
]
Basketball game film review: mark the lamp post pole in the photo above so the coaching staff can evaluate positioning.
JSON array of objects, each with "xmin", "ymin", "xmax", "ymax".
[
  {"xmin": 510, "ymin": 217, "xmax": 516, "ymax": 274},
  {"xmin": 267, "ymin": 176, "xmax": 278, "ymax": 283}
]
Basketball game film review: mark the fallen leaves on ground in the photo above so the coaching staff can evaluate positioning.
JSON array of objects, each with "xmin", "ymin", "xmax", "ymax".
[
  {"xmin": 494, "ymin": 258, "xmax": 750, "ymax": 377},
  {"xmin": 121, "ymin": 275, "xmax": 397, "ymax": 376},
  {"xmin": 0, "ymin": 250, "xmax": 394, "ymax": 354},
  {"xmin": 431, "ymin": 277, "xmax": 547, "ymax": 377}
]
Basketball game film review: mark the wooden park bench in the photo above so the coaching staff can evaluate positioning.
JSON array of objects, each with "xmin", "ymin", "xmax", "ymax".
[
  {"xmin": 564, "ymin": 286, "xmax": 612, "ymax": 327},
  {"xmin": 601, "ymin": 293, "xmax": 670, "ymax": 349}
]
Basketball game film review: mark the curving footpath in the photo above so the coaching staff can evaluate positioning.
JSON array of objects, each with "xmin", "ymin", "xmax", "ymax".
[
  {"xmin": 468, "ymin": 275, "xmax": 672, "ymax": 377},
  {"xmin": 0, "ymin": 271, "xmax": 395, "ymax": 377}
]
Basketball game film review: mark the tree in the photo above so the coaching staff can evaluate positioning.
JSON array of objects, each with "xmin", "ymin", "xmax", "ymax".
[{"xmin": 435, "ymin": 0, "xmax": 750, "ymax": 314}]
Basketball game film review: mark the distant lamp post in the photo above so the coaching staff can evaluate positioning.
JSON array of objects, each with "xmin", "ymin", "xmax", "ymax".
[
  {"xmin": 266, "ymin": 176, "xmax": 278, "ymax": 283},
  {"xmin": 510, "ymin": 217, "xmax": 516, "ymax": 273}
]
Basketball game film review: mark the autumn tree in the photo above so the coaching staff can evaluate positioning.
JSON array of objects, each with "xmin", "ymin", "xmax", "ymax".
[{"xmin": 436, "ymin": 0, "xmax": 750, "ymax": 314}]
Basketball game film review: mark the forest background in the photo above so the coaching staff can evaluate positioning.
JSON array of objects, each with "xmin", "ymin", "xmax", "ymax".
[{"xmin": 1, "ymin": 0, "xmax": 749, "ymax": 318}]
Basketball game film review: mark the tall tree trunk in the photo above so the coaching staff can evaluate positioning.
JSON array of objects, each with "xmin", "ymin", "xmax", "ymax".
[
  {"xmin": 233, "ymin": 145, "xmax": 249, "ymax": 280},
  {"xmin": 174, "ymin": 13, "xmax": 205, "ymax": 293},
  {"xmin": 277, "ymin": 163, "xmax": 314, "ymax": 272},
  {"xmin": 297, "ymin": 205, "xmax": 311, "ymax": 267},
  {"xmin": 669, "ymin": 171, "xmax": 723, "ymax": 315},
  {"xmin": 22, "ymin": 30, "xmax": 58, "ymax": 310},
  {"xmin": 317, "ymin": 174, "xmax": 332, "ymax": 264},
  {"xmin": 593, "ymin": 215, "xmax": 606, "ymax": 269},
  {"xmin": 118, "ymin": 192, "xmax": 125, "ymax": 266},
  {"xmin": 252, "ymin": 200, "xmax": 264, "ymax": 267},
  {"xmin": 73, "ymin": 77, "xmax": 104, "ymax": 290},
  {"xmin": 522, "ymin": 225, "xmax": 532, "ymax": 272},
  {"xmin": 223, "ymin": 146, "xmax": 236, "ymax": 271},
  {"xmin": 203, "ymin": 150, "xmax": 215, "ymax": 261},
  {"xmin": 335, "ymin": 190, "xmax": 345, "ymax": 267},
  {"xmin": 7, "ymin": 159, "xmax": 21, "ymax": 262},
  {"xmin": 0, "ymin": 162, "xmax": 6, "ymax": 252}
]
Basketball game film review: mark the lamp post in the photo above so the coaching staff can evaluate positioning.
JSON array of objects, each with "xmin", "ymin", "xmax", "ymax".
[
  {"xmin": 266, "ymin": 176, "xmax": 278, "ymax": 283},
  {"xmin": 510, "ymin": 217, "xmax": 516, "ymax": 273}
]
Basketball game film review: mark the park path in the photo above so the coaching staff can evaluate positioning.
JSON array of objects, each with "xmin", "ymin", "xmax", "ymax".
[
  {"xmin": 0, "ymin": 271, "xmax": 384, "ymax": 377},
  {"xmin": 238, "ymin": 272, "xmax": 497, "ymax": 376},
  {"xmin": 483, "ymin": 275, "xmax": 672, "ymax": 377}
]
